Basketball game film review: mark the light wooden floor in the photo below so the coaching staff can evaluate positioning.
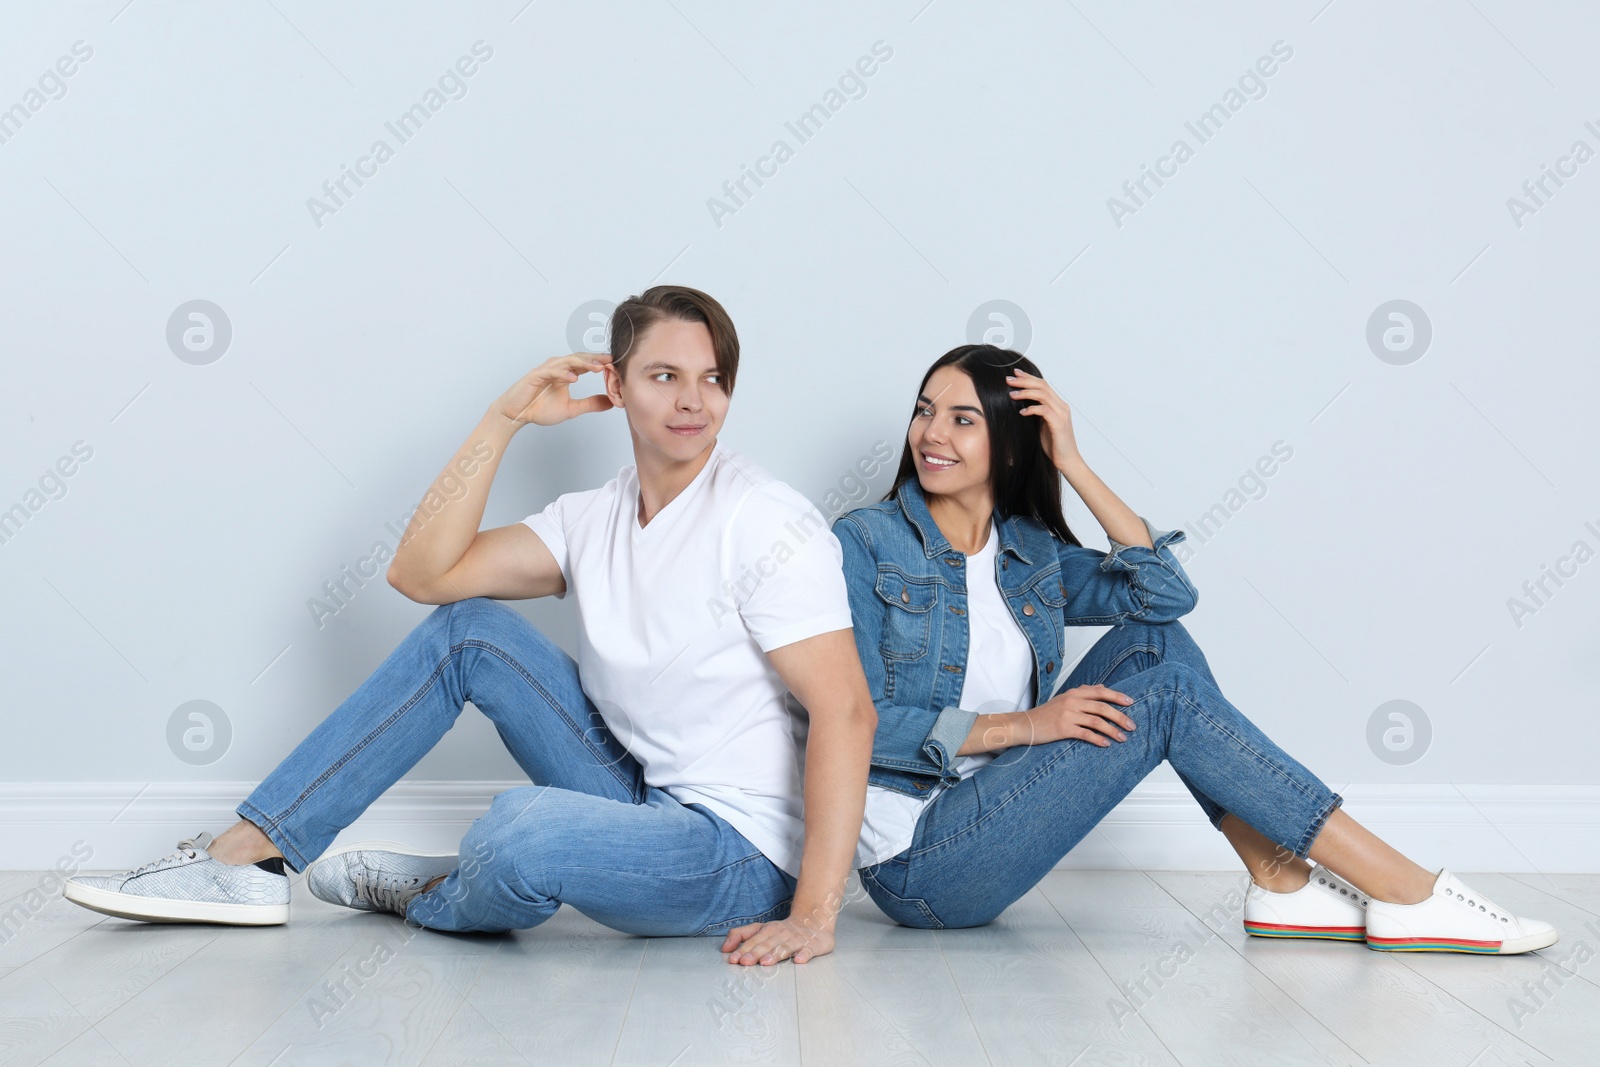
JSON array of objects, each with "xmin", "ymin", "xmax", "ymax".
[{"xmin": 1, "ymin": 868, "xmax": 1595, "ymax": 1066}]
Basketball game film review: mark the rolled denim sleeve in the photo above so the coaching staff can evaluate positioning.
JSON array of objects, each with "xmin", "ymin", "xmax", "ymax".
[
  {"xmin": 834, "ymin": 515, "xmax": 968, "ymax": 784},
  {"xmin": 924, "ymin": 705, "xmax": 978, "ymax": 766},
  {"xmin": 1058, "ymin": 515, "xmax": 1198, "ymax": 625}
]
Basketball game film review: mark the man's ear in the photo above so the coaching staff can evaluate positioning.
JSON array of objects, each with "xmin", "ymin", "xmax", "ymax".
[{"xmin": 603, "ymin": 362, "xmax": 625, "ymax": 407}]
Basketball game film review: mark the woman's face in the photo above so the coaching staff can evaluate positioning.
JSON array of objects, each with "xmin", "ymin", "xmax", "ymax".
[{"xmin": 908, "ymin": 365, "xmax": 991, "ymax": 500}]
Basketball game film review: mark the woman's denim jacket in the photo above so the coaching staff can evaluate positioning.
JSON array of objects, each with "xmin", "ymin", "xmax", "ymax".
[{"xmin": 833, "ymin": 479, "xmax": 1199, "ymax": 798}]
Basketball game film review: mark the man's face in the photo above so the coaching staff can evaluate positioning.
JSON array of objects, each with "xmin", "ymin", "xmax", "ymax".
[{"xmin": 605, "ymin": 317, "xmax": 729, "ymax": 465}]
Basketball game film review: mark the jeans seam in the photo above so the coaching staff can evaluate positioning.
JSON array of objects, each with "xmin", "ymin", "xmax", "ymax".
[
  {"xmin": 908, "ymin": 729, "xmax": 1081, "ymax": 860},
  {"xmin": 457, "ymin": 636, "xmax": 643, "ymax": 799},
  {"xmin": 689, "ymin": 854, "xmax": 795, "ymax": 935},
  {"xmin": 540, "ymin": 846, "xmax": 776, "ymax": 884},
  {"xmin": 1296, "ymin": 792, "xmax": 1344, "ymax": 858},
  {"xmin": 1169, "ymin": 685, "xmax": 1330, "ymax": 810},
  {"xmin": 1089, "ymin": 642, "xmax": 1161, "ymax": 685},
  {"xmin": 235, "ymin": 800, "xmax": 307, "ymax": 872},
  {"xmin": 859, "ymin": 865, "xmax": 944, "ymax": 929},
  {"xmin": 693, "ymin": 899, "xmax": 792, "ymax": 937},
  {"xmin": 908, "ymin": 681, "xmax": 1329, "ymax": 860},
  {"xmin": 253, "ymin": 633, "xmax": 640, "ymax": 863}
]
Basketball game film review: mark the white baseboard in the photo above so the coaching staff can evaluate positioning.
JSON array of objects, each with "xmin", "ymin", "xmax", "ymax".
[{"xmin": 2, "ymin": 781, "xmax": 1596, "ymax": 873}]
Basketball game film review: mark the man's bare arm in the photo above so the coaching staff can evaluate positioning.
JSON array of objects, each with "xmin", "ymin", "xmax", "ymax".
[
  {"xmin": 387, "ymin": 354, "xmax": 611, "ymax": 604},
  {"xmin": 720, "ymin": 628, "xmax": 877, "ymax": 965}
]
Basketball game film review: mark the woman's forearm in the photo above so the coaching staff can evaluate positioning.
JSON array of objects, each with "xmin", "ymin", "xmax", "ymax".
[
  {"xmin": 1057, "ymin": 455, "xmax": 1151, "ymax": 550},
  {"xmin": 387, "ymin": 409, "xmax": 521, "ymax": 591},
  {"xmin": 957, "ymin": 707, "xmax": 1064, "ymax": 755},
  {"xmin": 957, "ymin": 712, "xmax": 1020, "ymax": 756}
]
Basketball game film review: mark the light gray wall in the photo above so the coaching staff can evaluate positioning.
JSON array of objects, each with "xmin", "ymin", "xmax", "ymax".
[{"xmin": 2, "ymin": 0, "xmax": 1594, "ymax": 790}]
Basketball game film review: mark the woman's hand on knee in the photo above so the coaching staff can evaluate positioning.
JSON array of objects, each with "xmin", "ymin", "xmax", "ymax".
[
  {"xmin": 719, "ymin": 917, "xmax": 834, "ymax": 966},
  {"xmin": 1021, "ymin": 685, "xmax": 1136, "ymax": 748}
]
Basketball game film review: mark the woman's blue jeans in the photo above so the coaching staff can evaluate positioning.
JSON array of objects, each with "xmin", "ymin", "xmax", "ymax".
[
  {"xmin": 237, "ymin": 598, "xmax": 796, "ymax": 935},
  {"xmin": 858, "ymin": 620, "xmax": 1343, "ymax": 929}
]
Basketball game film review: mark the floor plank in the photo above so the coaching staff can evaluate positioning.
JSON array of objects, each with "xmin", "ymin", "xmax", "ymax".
[
  {"xmin": 87, "ymin": 901, "xmax": 366, "ymax": 1066},
  {"xmin": 1148, "ymin": 871, "xmax": 1554, "ymax": 1067},
  {"xmin": 37, "ymin": 1026, "xmax": 134, "ymax": 1067},
  {"xmin": 934, "ymin": 886, "xmax": 1179, "ymax": 1065},
  {"xmin": 233, "ymin": 931, "xmax": 487, "ymax": 1067},
  {"xmin": 11, "ymin": 922, "xmax": 218, "ymax": 1026},
  {"xmin": 0, "ymin": 876, "xmax": 113, "ymax": 972},
  {"xmin": 795, "ymin": 932, "xmax": 990, "ymax": 1066},
  {"xmin": 0, "ymin": 966, "xmax": 90, "ymax": 1067},
  {"xmin": 1508, "ymin": 872, "xmax": 1600, "ymax": 918},
  {"xmin": 5, "ymin": 872, "xmax": 1597, "ymax": 1067},
  {"xmin": 611, "ymin": 932, "xmax": 801, "ymax": 1067},
  {"xmin": 442, "ymin": 906, "xmax": 645, "ymax": 1067}
]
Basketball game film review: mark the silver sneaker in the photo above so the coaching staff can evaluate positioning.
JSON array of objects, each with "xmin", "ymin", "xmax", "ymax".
[
  {"xmin": 305, "ymin": 842, "xmax": 457, "ymax": 918},
  {"xmin": 64, "ymin": 832, "xmax": 290, "ymax": 925}
]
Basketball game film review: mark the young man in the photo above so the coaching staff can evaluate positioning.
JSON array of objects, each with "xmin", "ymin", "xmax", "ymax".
[{"xmin": 65, "ymin": 286, "xmax": 877, "ymax": 966}]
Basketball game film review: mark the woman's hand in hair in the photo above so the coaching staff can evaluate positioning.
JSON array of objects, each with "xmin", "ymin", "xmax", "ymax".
[
  {"xmin": 1006, "ymin": 369, "xmax": 1083, "ymax": 473},
  {"xmin": 491, "ymin": 353, "xmax": 615, "ymax": 428},
  {"xmin": 1015, "ymin": 684, "xmax": 1136, "ymax": 748}
]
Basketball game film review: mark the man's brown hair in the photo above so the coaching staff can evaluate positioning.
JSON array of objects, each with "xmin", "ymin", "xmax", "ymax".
[{"xmin": 608, "ymin": 285, "xmax": 740, "ymax": 397}]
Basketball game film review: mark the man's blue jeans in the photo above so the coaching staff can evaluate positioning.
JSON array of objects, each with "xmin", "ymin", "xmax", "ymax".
[
  {"xmin": 238, "ymin": 598, "xmax": 796, "ymax": 935},
  {"xmin": 859, "ymin": 621, "xmax": 1343, "ymax": 929}
]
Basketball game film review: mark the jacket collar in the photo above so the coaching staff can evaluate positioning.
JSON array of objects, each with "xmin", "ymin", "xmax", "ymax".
[{"xmin": 894, "ymin": 478, "xmax": 1036, "ymax": 565}]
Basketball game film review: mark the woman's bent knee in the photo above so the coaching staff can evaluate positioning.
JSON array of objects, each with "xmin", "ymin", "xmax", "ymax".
[
  {"xmin": 445, "ymin": 596, "xmax": 515, "ymax": 632},
  {"xmin": 1137, "ymin": 659, "xmax": 1205, "ymax": 693}
]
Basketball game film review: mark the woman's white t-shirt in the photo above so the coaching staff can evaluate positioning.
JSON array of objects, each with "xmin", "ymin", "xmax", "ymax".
[
  {"xmin": 854, "ymin": 525, "xmax": 1111, "ymax": 868},
  {"xmin": 521, "ymin": 442, "xmax": 854, "ymax": 878}
]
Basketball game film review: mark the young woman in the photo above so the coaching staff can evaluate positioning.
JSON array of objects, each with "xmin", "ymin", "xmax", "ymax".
[
  {"xmin": 835, "ymin": 344, "xmax": 1557, "ymax": 955},
  {"xmin": 66, "ymin": 285, "xmax": 876, "ymax": 968}
]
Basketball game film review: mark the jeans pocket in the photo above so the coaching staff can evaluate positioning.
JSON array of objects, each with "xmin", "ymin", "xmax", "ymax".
[
  {"xmin": 693, "ymin": 897, "xmax": 793, "ymax": 938},
  {"xmin": 860, "ymin": 864, "xmax": 943, "ymax": 930}
]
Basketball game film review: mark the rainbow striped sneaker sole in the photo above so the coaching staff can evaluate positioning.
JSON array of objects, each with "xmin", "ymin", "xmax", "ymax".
[
  {"xmin": 1243, "ymin": 920, "xmax": 1365, "ymax": 941},
  {"xmin": 1364, "ymin": 870, "xmax": 1558, "ymax": 955},
  {"xmin": 1243, "ymin": 866, "xmax": 1368, "ymax": 942},
  {"xmin": 1365, "ymin": 934, "xmax": 1508, "ymax": 953}
]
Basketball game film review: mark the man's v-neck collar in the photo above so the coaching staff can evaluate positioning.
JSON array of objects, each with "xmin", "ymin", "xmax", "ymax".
[{"xmin": 632, "ymin": 440, "xmax": 723, "ymax": 539}]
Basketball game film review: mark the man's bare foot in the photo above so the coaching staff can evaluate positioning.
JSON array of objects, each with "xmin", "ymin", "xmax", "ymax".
[{"xmin": 206, "ymin": 819, "xmax": 284, "ymax": 866}]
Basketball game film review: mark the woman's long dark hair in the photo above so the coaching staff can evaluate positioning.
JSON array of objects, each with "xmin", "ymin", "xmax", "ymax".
[{"xmin": 883, "ymin": 344, "xmax": 1081, "ymax": 547}]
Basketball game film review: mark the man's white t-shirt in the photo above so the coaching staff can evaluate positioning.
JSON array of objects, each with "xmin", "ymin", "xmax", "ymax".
[
  {"xmin": 855, "ymin": 525, "xmax": 1111, "ymax": 868},
  {"xmin": 521, "ymin": 441, "xmax": 854, "ymax": 878}
]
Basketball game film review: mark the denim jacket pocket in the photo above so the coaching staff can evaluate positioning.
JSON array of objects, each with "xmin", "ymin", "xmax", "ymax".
[
  {"xmin": 1010, "ymin": 564, "xmax": 1070, "ymax": 632},
  {"xmin": 873, "ymin": 568, "xmax": 937, "ymax": 661},
  {"xmin": 1011, "ymin": 564, "xmax": 1069, "ymax": 669}
]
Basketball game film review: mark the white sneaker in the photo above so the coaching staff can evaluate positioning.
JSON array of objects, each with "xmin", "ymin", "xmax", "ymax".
[
  {"xmin": 305, "ymin": 841, "xmax": 458, "ymax": 918},
  {"xmin": 63, "ymin": 833, "xmax": 290, "ymax": 925},
  {"xmin": 1243, "ymin": 865, "xmax": 1368, "ymax": 942},
  {"xmin": 1365, "ymin": 870, "xmax": 1558, "ymax": 955}
]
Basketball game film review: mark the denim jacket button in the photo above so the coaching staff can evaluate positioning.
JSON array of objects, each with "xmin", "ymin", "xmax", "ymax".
[
  {"xmin": 901, "ymin": 588, "xmax": 909, "ymax": 603},
  {"xmin": 1023, "ymin": 602, "xmax": 1035, "ymax": 616},
  {"xmin": 1046, "ymin": 661, "xmax": 1055, "ymax": 673},
  {"xmin": 914, "ymin": 782, "xmax": 929, "ymax": 790}
]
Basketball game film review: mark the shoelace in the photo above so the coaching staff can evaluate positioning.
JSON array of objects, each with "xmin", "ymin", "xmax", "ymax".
[
  {"xmin": 127, "ymin": 832, "xmax": 216, "ymax": 878},
  {"xmin": 350, "ymin": 868, "xmax": 425, "ymax": 915}
]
